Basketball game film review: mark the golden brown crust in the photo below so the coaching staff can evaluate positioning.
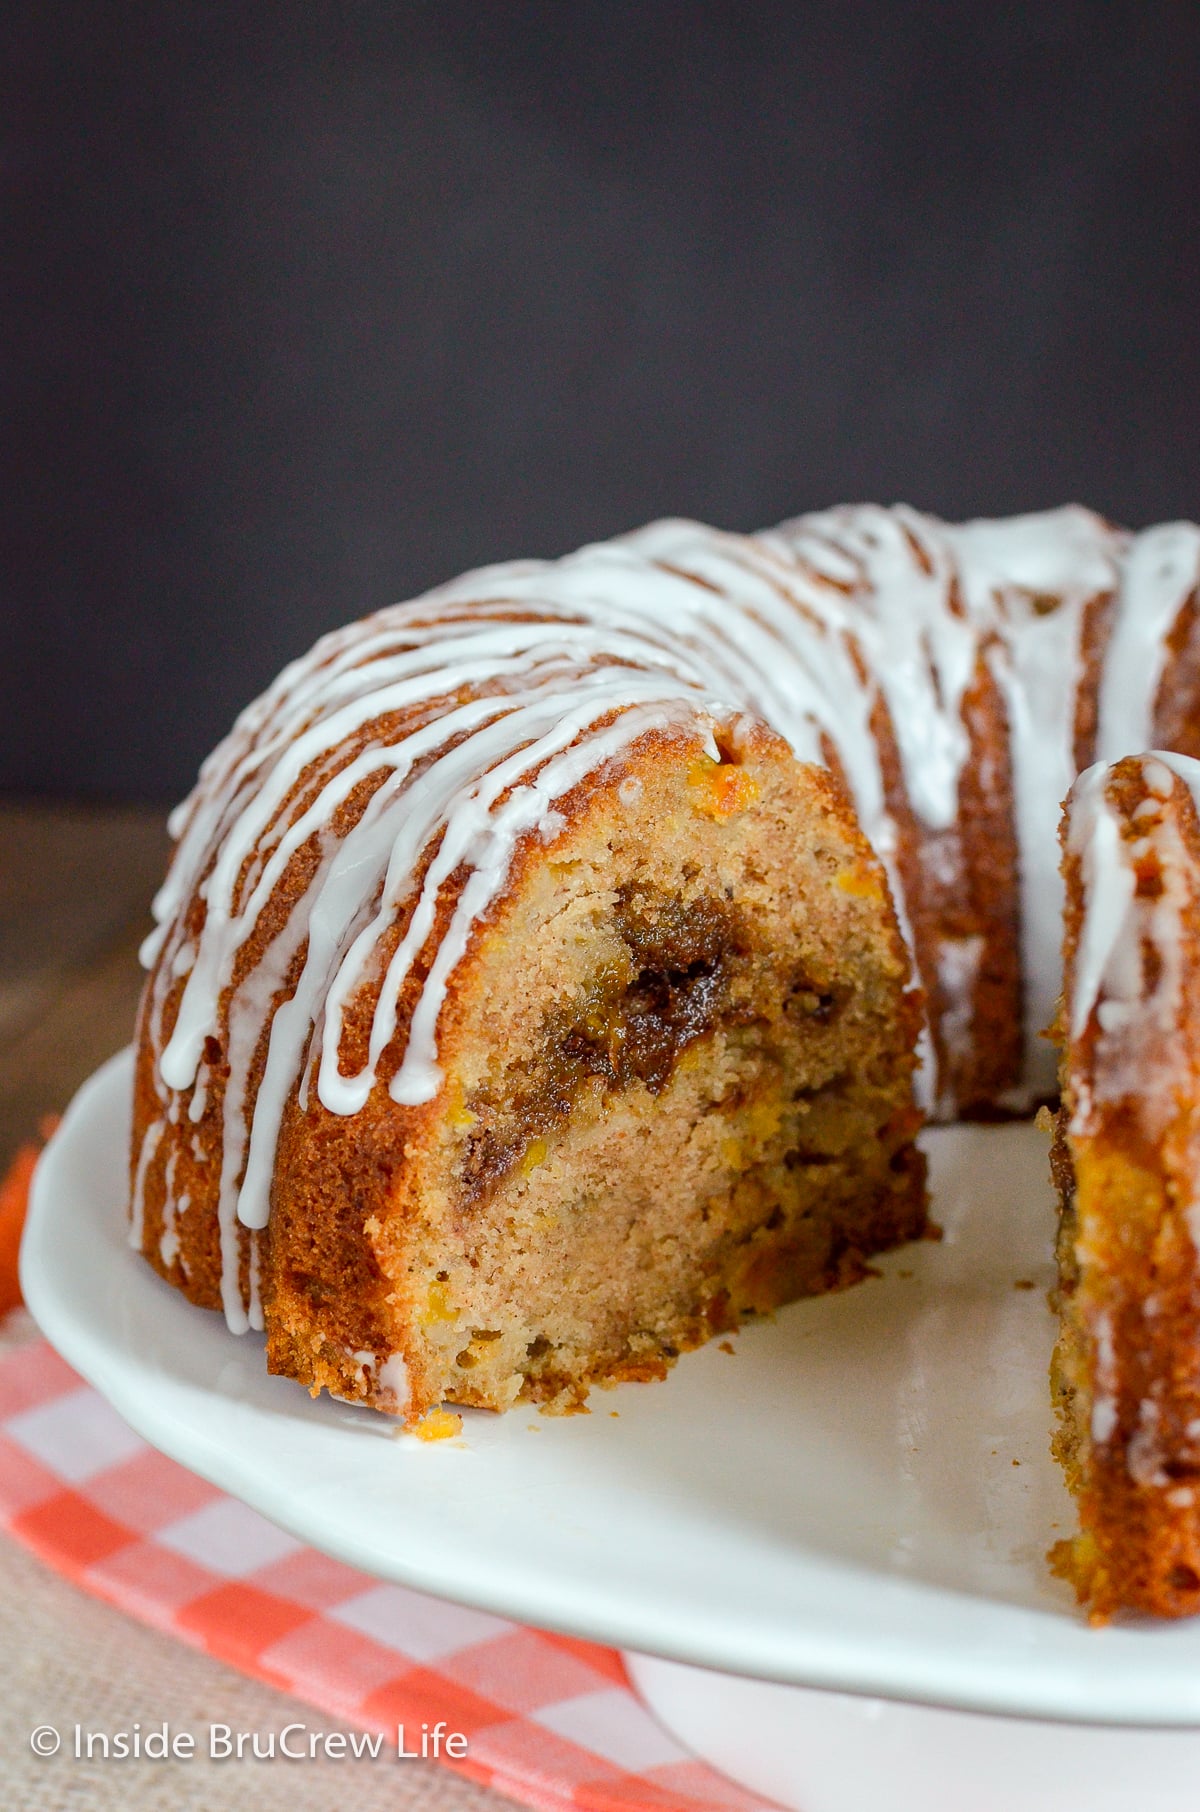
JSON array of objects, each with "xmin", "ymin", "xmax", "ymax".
[
  {"xmin": 1052, "ymin": 758, "xmax": 1200, "ymax": 1618},
  {"xmin": 1153, "ymin": 587, "xmax": 1200, "ymax": 758},
  {"xmin": 1071, "ymin": 586, "xmax": 1116, "ymax": 775},
  {"xmin": 931, "ymin": 648, "xmax": 1023, "ymax": 1113}
]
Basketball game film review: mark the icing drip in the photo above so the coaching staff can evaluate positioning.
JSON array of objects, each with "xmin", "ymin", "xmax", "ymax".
[
  {"xmin": 949, "ymin": 508, "xmax": 1122, "ymax": 1100},
  {"xmin": 129, "ymin": 1118, "xmax": 163, "ymax": 1250},
  {"xmin": 376, "ymin": 1352, "xmax": 410, "ymax": 1412},
  {"xmin": 1067, "ymin": 762, "xmax": 1140, "ymax": 1046},
  {"xmin": 158, "ymin": 1149, "xmax": 181, "ymax": 1267},
  {"xmin": 1098, "ymin": 524, "xmax": 1200, "ymax": 762},
  {"xmin": 773, "ymin": 504, "xmax": 977, "ymax": 832},
  {"xmin": 1151, "ymin": 750, "xmax": 1200, "ymax": 820},
  {"xmin": 332, "ymin": 1349, "xmax": 409, "ymax": 1414},
  {"xmin": 773, "ymin": 503, "xmax": 1124, "ymax": 1103},
  {"xmin": 1066, "ymin": 752, "xmax": 1200, "ymax": 1150}
]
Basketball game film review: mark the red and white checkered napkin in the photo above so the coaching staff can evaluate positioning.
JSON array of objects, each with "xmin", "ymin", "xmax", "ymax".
[{"xmin": 0, "ymin": 1338, "xmax": 774, "ymax": 1812}]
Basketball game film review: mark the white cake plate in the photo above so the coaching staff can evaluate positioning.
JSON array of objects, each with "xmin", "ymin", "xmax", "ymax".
[{"xmin": 22, "ymin": 1051, "xmax": 1200, "ymax": 1811}]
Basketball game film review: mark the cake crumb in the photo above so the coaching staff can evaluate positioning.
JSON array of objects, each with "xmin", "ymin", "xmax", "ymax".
[
  {"xmin": 718, "ymin": 1340, "xmax": 735, "ymax": 1355},
  {"xmin": 1013, "ymin": 1278, "xmax": 1036, "ymax": 1290},
  {"xmin": 413, "ymin": 1408, "xmax": 463, "ymax": 1442}
]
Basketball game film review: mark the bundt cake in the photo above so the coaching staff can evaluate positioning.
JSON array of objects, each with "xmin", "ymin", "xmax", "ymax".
[{"xmin": 129, "ymin": 503, "xmax": 1200, "ymax": 1616}]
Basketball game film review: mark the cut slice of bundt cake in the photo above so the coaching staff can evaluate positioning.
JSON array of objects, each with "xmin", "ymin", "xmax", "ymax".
[
  {"xmin": 271, "ymin": 726, "xmax": 924, "ymax": 1418},
  {"xmin": 1052, "ymin": 752, "xmax": 1200, "ymax": 1618},
  {"xmin": 131, "ymin": 579, "xmax": 925, "ymax": 1422}
]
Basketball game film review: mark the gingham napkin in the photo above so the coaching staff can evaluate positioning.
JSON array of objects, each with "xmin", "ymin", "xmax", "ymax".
[{"xmin": 0, "ymin": 1336, "xmax": 773, "ymax": 1812}]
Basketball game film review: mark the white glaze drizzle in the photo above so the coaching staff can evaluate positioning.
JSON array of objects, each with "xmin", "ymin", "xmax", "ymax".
[
  {"xmin": 773, "ymin": 503, "xmax": 1124, "ymax": 1102},
  {"xmin": 137, "ymin": 506, "xmax": 1200, "ymax": 1335},
  {"xmin": 158, "ymin": 1149, "xmax": 180, "ymax": 1266},
  {"xmin": 772, "ymin": 504, "xmax": 977, "ymax": 832},
  {"xmin": 1097, "ymin": 523, "xmax": 1200, "ymax": 762},
  {"xmin": 1067, "ymin": 761, "xmax": 1140, "ymax": 1046},
  {"xmin": 948, "ymin": 508, "xmax": 1122, "ymax": 1099},
  {"xmin": 332, "ymin": 1347, "xmax": 409, "ymax": 1414},
  {"xmin": 376, "ymin": 1352, "xmax": 409, "ymax": 1412},
  {"xmin": 128, "ymin": 1117, "xmax": 163, "ymax": 1251},
  {"xmin": 1151, "ymin": 751, "xmax": 1200, "ymax": 820},
  {"xmin": 1065, "ymin": 752, "xmax": 1200, "ymax": 1154}
]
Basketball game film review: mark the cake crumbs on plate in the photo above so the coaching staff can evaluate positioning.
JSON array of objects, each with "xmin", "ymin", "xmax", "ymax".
[{"xmin": 412, "ymin": 1408, "xmax": 463, "ymax": 1442}]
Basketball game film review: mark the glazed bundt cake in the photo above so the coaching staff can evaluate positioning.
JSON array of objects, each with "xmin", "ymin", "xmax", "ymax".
[{"xmin": 130, "ymin": 504, "xmax": 1200, "ymax": 1615}]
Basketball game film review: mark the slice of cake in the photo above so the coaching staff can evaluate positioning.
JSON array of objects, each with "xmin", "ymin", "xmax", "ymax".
[{"xmin": 1052, "ymin": 752, "xmax": 1200, "ymax": 1617}]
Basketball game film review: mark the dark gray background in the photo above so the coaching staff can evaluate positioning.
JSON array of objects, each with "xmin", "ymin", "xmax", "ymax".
[{"xmin": 5, "ymin": 2, "xmax": 1199, "ymax": 802}]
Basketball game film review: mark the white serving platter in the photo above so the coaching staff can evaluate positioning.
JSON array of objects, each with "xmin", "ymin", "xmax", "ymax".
[{"xmin": 22, "ymin": 1049, "xmax": 1200, "ymax": 1727}]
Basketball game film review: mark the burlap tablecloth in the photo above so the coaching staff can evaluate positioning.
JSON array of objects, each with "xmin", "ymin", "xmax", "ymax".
[{"xmin": 0, "ymin": 1309, "xmax": 512, "ymax": 1812}]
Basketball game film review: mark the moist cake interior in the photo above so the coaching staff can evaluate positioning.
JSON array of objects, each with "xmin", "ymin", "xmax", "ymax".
[{"xmin": 273, "ymin": 728, "xmax": 926, "ymax": 1415}]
